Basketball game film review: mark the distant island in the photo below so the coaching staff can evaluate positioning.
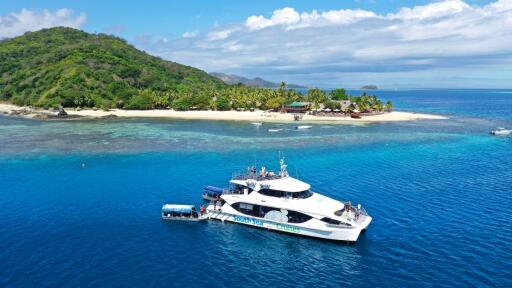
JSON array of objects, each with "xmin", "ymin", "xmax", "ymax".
[
  {"xmin": 361, "ymin": 85, "xmax": 378, "ymax": 90},
  {"xmin": 210, "ymin": 72, "xmax": 306, "ymax": 89},
  {"xmin": 0, "ymin": 26, "xmax": 441, "ymax": 124}
]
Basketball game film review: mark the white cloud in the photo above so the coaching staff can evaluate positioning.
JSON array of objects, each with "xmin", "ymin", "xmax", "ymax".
[
  {"xmin": 245, "ymin": 15, "xmax": 273, "ymax": 30},
  {"xmin": 270, "ymin": 7, "xmax": 301, "ymax": 25},
  {"xmin": 140, "ymin": 0, "xmax": 512, "ymax": 88},
  {"xmin": 207, "ymin": 27, "xmax": 239, "ymax": 40},
  {"xmin": 245, "ymin": 7, "xmax": 376, "ymax": 30},
  {"xmin": 0, "ymin": 8, "xmax": 86, "ymax": 39},
  {"xmin": 388, "ymin": 0, "xmax": 470, "ymax": 20},
  {"xmin": 182, "ymin": 31, "xmax": 198, "ymax": 38}
]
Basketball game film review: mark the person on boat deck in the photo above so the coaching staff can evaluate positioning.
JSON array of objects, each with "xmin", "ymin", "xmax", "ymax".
[
  {"xmin": 260, "ymin": 166, "xmax": 266, "ymax": 177},
  {"xmin": 200, "ymin": 205, "xmax": 205, "ymax": 216}
]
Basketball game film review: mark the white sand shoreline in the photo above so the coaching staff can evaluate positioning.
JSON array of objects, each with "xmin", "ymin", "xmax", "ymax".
[{"xmin": 0, "ymin": 103, "xmax": 447, "ymax": 123}]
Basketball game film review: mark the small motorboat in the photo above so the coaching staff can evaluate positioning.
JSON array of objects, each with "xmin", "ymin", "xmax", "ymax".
[
  {"xmin": 350, "ymin": 113, "xmax": 361, "ymax": 119},
  {"xmin": 162, "ymin": 204, "xmax": 203, "ymax": 221},
  {"xmin": 296, "ymin": 125, "xmax": 312, "ymax": 130},
  {"xmin": 490, "ymin": 127, "xmax": 512, "ymax": 136},
  {"xmin": 268, "ymin": 128, "xmax": 283, "ymax": 132},
  {"xmin": 251, "ymin": 122, "xmax": 263, "ymax": 126}
]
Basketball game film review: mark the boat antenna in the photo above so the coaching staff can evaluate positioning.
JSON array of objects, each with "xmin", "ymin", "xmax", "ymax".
[
  {"xmin": 279, "ymin": 152, "xmax": 288, "ymax": 177},
  {"xmin": 277, "ymin": 151, "xmax": 281, "ymax": 171}
]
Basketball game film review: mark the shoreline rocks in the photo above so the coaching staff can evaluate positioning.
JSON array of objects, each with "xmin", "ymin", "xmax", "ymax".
[{"xmin": 2, "ymin": 106, "xmax": 83, "ymax": 120}]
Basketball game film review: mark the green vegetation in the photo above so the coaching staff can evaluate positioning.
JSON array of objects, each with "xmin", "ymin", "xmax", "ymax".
[
  {"xmin": 329, "ymin": 88, "xmax": 348, "ymax": 100},
  {"xmin": 0, "ymin": 27, "xmax": 224, "ymax": 109},
  {"xmin": 351, "ymin": 93, "xmax": 384, "ymax": 112},
  {"xmin": 0, "ymin": 27, "xmax": 390, "ymax": 112},
  {"xmin": 304, "ymin": 88, "xmax": 388, "ymax": 113}
]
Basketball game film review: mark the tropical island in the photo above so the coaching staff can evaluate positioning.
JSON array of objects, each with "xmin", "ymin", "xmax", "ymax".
[{"xmin": 0, "ymin": 27, "xmax": 445, "ymax": 123}]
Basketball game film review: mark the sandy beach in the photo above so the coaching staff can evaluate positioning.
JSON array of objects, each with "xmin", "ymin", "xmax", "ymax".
[{"xmin": 0, "ymin": 103, "xmax": 447, "ymax": 123}]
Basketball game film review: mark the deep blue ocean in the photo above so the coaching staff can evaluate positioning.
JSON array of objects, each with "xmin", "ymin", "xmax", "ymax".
[{"xmin": 1, "ymin": 89, "xmax": 511, "ymax": 287}]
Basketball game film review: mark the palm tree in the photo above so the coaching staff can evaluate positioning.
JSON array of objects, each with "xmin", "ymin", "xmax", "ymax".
[{"xmin": 385, "ymin": 100, "xmax": 393, "ymax": 112}]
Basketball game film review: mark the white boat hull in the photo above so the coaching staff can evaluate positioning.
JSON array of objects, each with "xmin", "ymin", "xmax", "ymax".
[
  {"xmin": 207, "ymin": 206, "xmax": 371, "ymax": 242},
  {"xmin": 492, "ymin": 131, "xmax": 511, "ymax": 135},
  {"xmin": 490, "ymin": 128, "xmax": 512, "ymax": 135}
]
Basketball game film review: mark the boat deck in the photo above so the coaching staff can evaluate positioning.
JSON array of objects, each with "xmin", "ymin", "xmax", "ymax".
[
  {"xmin": 162, "ymin": 214, "xmax": 209, "ymax": 221},
  {"xmin": 233, "ymin": 172, "xmax": 282, "ymax": 181}
]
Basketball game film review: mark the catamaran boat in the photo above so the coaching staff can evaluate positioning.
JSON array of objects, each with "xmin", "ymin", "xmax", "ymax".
[
  {"xmin": 490, "ymin": 127, "xmax": 512, "ymax": 136},
  {"xmin": 205, "ymin": 158, "xmax": 372, "ymax": 242}
]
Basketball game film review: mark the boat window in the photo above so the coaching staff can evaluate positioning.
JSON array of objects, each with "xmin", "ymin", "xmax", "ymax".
[
  {"xmin": 321, "ymin": 217, "xmax": 341, "ymax": 225},
  {"xmin": 334, "ymin": 207, "xmax": 345, "ymax": 216},
  {"xmin": 239, "ymin": 203, "xmax": 253, "ymax": 209},
  {"xmin": 231, "ymin": 202, "xmax": 259, "ymax": 217},
  {"xmin": 231, "ymin": 202, "xmax": 312, "ymax": 223},
  {"xmin": 239, "ymin": 203, "xmax": 253, "ymax": 214},
  {"xmin": 292, "ymin": 190, "xmax": 313, "ymax": 199},
  {"xmin": 287, "ymin": 210, "xmax": 313, "ymax": 223},
  {"xmin": 231, "ymin": 184, "xmax": 253, "ymax": 195},
  {"xmin": 321, "ymin": 217, "xmax": 351, "ymax": 226},
  {"xmin": 258, "ymin": 189, "xmax": 285, "ymax": 197},
  {"xmin": 258, "ymin": 189, "xmax": 313, "ymax": 199},
  {"xmin": 259, "ymin": 205, "xmax": 278, "ymax": 216}
]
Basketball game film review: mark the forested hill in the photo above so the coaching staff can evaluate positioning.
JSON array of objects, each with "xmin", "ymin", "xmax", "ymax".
[{"xmin": 0, "ymin": 27, "xmax": 226, "ymax": 109}]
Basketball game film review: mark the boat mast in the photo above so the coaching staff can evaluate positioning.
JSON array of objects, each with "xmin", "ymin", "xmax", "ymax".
[{"xmin": 279, "ymin": 152, "xmax": 288, "ymax": 177}]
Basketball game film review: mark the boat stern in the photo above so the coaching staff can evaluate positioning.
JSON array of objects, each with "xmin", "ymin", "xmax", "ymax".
[{"xmin": 329, "ymin": 213, "xmax": 372, "ymax": 242}]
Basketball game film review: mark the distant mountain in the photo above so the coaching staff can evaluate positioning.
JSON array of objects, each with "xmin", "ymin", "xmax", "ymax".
[
  {"xmin": 210, "ymin": 72, "xmax": 306, "ymax": 89},
  {"xmin": 361, "ymin": 85, "xmax": 378, "ymax": 90}
]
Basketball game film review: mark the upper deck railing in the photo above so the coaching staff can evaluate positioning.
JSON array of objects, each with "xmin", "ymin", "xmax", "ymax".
[
  {"xmin": 232, "ymin": 172, "xmax": 282, "ymax": 181},
  {"xmin": 232, "ymin": 157, "xmax": 289, "ymax": 182}
]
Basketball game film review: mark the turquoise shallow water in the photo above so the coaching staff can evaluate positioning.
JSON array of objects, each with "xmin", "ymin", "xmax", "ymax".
[{"xmin": 0, "ymin": 89, "xmax": 511, "ymax": 287}]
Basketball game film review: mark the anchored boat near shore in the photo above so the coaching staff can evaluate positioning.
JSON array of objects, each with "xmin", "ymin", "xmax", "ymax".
[
  {"xmin": 163, "ymin": 158, "xmax": 372, "ymax": 242},
  {"xmin": 490, "ymin": 127, "xmax": 512, "ymax": 136}
]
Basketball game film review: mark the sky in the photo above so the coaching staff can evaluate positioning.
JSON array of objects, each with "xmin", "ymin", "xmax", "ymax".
[{"xmin": 1, "ymin": 0, "xmax": 511, "ymax": 89}]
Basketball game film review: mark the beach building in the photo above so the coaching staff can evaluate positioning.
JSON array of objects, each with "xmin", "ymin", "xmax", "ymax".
[
  {"xmin": 337, "ymin": 100, "xmax": 352, "ymax": 111},
  {"xmin": 282, "ymin": 101, "xmax": 311, "ymax": 113}
]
